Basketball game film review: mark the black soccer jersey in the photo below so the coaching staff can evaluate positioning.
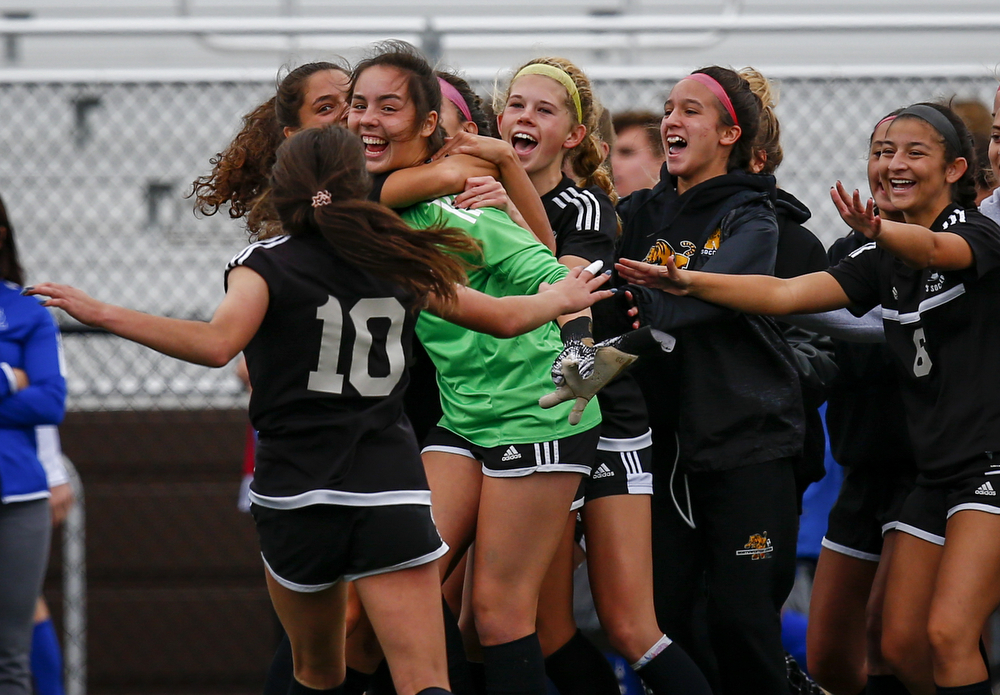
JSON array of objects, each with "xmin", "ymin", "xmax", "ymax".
[
  {"xmin": 543, "ymin": 175, "xmax": 618, "ymax": 265},
  {"xmin": 226, "ymin": 234, "xmax": 430, "ymax": 506},
  {"xmin": 542, "ymin": 176, "xmax": 647, "ymax": 439},
  {"xmin": 827, "ymin": 206, "xmax": 1000, "ymax": 475}
]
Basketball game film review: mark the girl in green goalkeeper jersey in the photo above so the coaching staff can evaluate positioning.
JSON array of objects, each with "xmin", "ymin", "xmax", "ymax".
[{"xmin": 347, "ymin": 41, "xmax": 605, "ymax": 695}]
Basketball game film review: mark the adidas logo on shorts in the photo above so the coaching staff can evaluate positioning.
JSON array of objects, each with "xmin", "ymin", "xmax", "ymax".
[
  {"xmin": 501, "ymin": 446, "xmax": 521, "ymax": 462},
  {"xmin": 593, "ymin": 463, "xmax": 614, "ymax": 479},
  {"xmin": 976, "ymin": 482, "xmax": 997, "ymax": 496}
]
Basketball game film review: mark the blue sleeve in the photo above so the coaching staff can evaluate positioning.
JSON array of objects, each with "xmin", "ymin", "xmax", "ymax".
[
  {"xmin": 631, "ymin": 202, "xmax": 779, "ymax": 331},
  {"xmin": 0, "ymin": 306, "xmax": 67, "ymax": 427}
]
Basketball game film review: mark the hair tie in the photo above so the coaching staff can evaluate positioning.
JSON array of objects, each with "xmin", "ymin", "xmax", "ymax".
[
  {"xmin": 438, "ymin": 77, "xmax": 473, "ymax": 124},
  {"xmin": 681, "ymin": 72, "xmax": 739, "ymax": 127},
  {"xmin": 512, "ymin": 63, "xmax": 583, "ymax": 122},
  {"xmin": 896, "ymin": 104, "xmax": 962, "ymax": 154},
  {"xmin": 312, "ymin": 190, "xmax": 332, "ymax": 208}
]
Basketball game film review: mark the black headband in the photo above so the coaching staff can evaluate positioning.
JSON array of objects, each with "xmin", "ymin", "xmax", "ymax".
[{"xmin": 896, "ymin": 104, "xmax": 963, "ymax": 155}]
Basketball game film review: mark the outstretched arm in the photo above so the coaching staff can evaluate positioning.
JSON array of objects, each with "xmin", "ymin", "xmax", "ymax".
[
  {"xmin": 381, "ymin": 154, "xmax": 499, "ymax": 208},
  {"xmin": 615, "ymin": 256, "xmax": 851, "ymax": 316},
  {"xmin": 27, "ymin": 266, "xmax": 269, "ymax": 368},
  {"xmin": 428, "ymin": 263, "xmax": 612, "ymax": 338},
  {"xmin": 830, "ymin": 181, "xmax": 973, "ymax": 270},
  {"xmin": 433, "ymin": 132, "xmax": 557, "ymax": 252}
]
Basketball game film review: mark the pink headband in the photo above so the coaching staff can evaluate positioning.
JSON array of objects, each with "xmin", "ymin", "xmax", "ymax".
[
  {"xmin": 682, "ymin": 72, "xmax": 739, "ymax": 127},
  {"xmin": 438, "ymin": 77, "xmax": 472, "ymax": 124},
  {"xmin": 873, "ymin": 114, "xmax": 896, "ymax": 133}
]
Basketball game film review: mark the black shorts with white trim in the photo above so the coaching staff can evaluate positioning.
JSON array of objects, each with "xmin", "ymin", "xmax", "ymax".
[
  {"xmin": 896, "ymin": 453, "xmax": 1000, "ymax": 546},
  {"xmin": 822, "ymin": 460, "xmax": 916, "ymax": 561},
  {"xmin": 582, "ymin": 429, "xmax": 654, "ymax": 502},
  {"xmin": 421, "ymin": 425, "xmax": 599, "ymax": 478},
  {"xmin": 251, "ymin": 502, "xmax": 446, "ymax": 592}
]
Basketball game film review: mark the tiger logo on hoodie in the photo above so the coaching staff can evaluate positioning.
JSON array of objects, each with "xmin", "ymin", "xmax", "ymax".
[{"xmin": 643, "ymin": 239, "xmax": 697, "ymax": 268}]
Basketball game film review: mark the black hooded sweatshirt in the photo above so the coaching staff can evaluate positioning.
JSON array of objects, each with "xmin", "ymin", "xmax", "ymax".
[{"xmin": 611, "ymin": 168, "xmax": 804, "ymax": 473}]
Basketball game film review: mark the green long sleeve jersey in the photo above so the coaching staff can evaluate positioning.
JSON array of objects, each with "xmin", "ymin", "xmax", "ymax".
[{"xmin": 402, "ymin": 196, "xmax": 602, "ymax": 447}]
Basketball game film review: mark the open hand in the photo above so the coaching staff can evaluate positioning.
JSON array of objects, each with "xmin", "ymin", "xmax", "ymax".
[
  {"xmin": 24, "ymin": 283, "xmax": 108, "ymax": 327},
  {"xmin": 615, "ymin": 256, "xmax": 691, "ymax": 294},
  {"xmin": 831, "ymin": 180, "xmax": 881, "ymax": 240},
  {"xmin": 537, "ymin": 262, "xmax": 614, "ymax": 316}
]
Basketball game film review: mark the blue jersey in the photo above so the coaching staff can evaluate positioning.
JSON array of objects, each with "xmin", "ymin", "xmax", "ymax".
[{"xmin": 0, "ymin": 281, "xmax": 67, "ymax": 503}]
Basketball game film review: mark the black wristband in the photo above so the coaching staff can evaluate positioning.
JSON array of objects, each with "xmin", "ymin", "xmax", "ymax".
[{"xmin": 560, "ymin": 316, "xmax": 593, "ymax": 344}]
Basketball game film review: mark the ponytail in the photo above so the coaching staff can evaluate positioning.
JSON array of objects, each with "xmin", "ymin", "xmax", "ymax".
[{"xmin": 271, "ymin": 126, "xmax": 480, "ymax": 305}]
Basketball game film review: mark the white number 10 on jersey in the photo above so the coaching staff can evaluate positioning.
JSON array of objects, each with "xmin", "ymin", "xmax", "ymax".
[{"xmin": 308, "ymin": 296, "xmax": 407, "ymax": 397}]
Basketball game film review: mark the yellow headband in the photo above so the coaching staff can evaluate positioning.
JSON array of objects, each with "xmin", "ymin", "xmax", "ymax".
[{"xmin": 512, "ymin": 63, "xmax": 583, "ymax": 123}]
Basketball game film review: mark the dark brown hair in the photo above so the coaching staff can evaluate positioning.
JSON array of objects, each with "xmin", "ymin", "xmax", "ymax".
[
  {"xmin": 612, "ymin": 110, "xmax": 664, "ymax": 157},
  {"xmin": 690, "ymin": 66, "xmax": 761, "ymax": 172},
  {"xmin": 437, "ymin": 69, "xmax": 493, "ymax": 137},
  {"xmin": 191, "ymin": 61, "xmax": 349, "ymax": 238},
  {"xmin": 352, "ymin": 41, "xmax": 446, "ymax": 155},
  {"xmin": 0, "ymin": 193, "xmax": 25, "ymax": 286},
  {"xmin": 895, "ymin": 102, "xmax": 979, "ymax": 209},
  {"xmin": 270, "ymin": 126, "xmax": 479, "ymax": 304}
]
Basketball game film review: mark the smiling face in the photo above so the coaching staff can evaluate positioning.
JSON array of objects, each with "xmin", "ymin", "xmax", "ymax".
[
  {"xmin": 291, "ymin": 69, "xmax": 351, "ymax": 133},
  {"xmin": 347, "ymin": 64, "xmax": 438, "ymax": 175},
  {"xmin": 880, "ymin": 116, "xmax": 967, "ymax": 227},
  {"xmin": 660, "ymin": 78, "xmax": 740, "ymax": 194},
  {"xmin": 498, "ymin": 74, "xmax": 585, "ymax": 193},
  {"xmin": 868, "ymin": 118, "xmax": 900, "ymax": 218}
]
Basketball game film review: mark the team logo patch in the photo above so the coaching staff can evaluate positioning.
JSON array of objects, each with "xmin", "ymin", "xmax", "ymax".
[
  {"xmin": 501, "ymin": 446, "xmax": 522, "ymax": 462},
  {"xmin": 700, "ymin": 228, "xmax": 721, "ymax": 256},
  {"xmin": 975, "ymin": 481, "xmax": 996, "ymax": 496},
  {"xmin": 644, "ymin": 239, "xmax": 696, "ymax": 268},
  {"xmin": 592, "ymin": 463, "xmax": 614, "ymax": 479},
  {"xmin": 925, "ymin": 271, "xmax": 946, "ymax": 294},
  {"xmin": 736, "ymin": 532, "xmax": 773, "ymax": 560}
]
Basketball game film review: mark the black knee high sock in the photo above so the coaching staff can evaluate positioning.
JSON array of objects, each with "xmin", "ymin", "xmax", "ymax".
[
  {"xmin": 442, "ymin": 597, "xmax": 474, "ymax": 695},
  {"xmin": 265, "ymin": 633, "xmax": 294, "ymax": 695},
  {"xmin": 866, "ymin": 674, "xmax": 912, "ymax": 694},
  {"xmin": 633, "ymin": 638, "xmax": 713, "ymax": 695},
  {"xmin": 416, "ymin": 689, "xmax": 453, "ymax": 695},
  {"xmin": 288, "ymin": 678, "xmax": 345, "ymax": 695},
  {"xmin": 482, "ymin": 633, "xmax": 547, "ymax": 695},
  {"xmin": 468, "ymin": 662, "xmax": 486, "ymax": 695},
  {"xmin": 342, "ymin": 667, "xmax": 373, "ymax": 695},
  {"xmin": 936, "ymin": 681, "xmax": 991, "ymax": 695},
  {"xmin": 543, "ymin": 630, "xmax": 619, "ymax": 695},
  {"xmin": 367, "ymin": 660, "xmax": 395, "ymax": 695}
]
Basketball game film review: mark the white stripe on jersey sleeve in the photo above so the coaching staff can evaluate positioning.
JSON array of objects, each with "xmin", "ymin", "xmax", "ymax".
[
  {"xmin": 227, "ymin": 235, "xmax": 292, "ymax": 270},
  {"xmin": 554, "ymin": 187, "xmax": 600, "ymax": 232},
  {"xmin": 36, "ymin": 425, "xmax": 69, "ymax": 488},
  {"xmin": 847, "ymin": 241, "xmax": 877, "ymax": 258}
]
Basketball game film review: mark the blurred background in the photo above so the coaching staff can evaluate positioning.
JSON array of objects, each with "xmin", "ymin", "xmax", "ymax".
[{"xmin": 1, "ymin": 1, "xmax": 997, "ymax": 693}]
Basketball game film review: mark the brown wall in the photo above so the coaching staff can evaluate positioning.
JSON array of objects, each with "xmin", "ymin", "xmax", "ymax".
[{"xmin": 47, "ymin": 410, "xmax": 277, "ymax": 694}]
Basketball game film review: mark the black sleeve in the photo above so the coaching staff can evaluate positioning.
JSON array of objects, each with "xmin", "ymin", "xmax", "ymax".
[
  {"xmin": 948, "ymin": 209, "xmax": 1000, "ymax": 280},
  {"xmin": 226, "ymin": 243, "xmax": 284, "ymax": 300},
  {"xmin": 825, "ymin": 242, "xmax": 882, "ymax": 316},
  {"xmin": 556, "ymin": 187, "xmax": 617, "ymax": 266},
  {"xmin": 630, "ymin": 201, "xmax": 780, "ymax": 332},
  {"xmin": 368, "ymin": 172, "xmax": 390, "ymax": 204},
  {"xmin": 774, "ymin": 221, "xmax": 829, "ymax": 278}
]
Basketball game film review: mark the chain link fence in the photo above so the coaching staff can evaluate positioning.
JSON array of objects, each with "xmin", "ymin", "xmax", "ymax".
[{"xmin": 3, "ymin": 71, "xmax": 996, "ymax": 411}]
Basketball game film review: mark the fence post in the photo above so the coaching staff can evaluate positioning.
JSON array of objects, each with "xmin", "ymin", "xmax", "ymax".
[{"xmin": 61, "ymin": 455, "xmax": 87, "ymax": 695}]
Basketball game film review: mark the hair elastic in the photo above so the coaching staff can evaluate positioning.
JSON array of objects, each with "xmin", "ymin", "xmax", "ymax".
[
  {"xmin": 312, "ymin": 190, "xmax": 332, "ymax": 208},
  {"xmin": 896, "ymin": 104, "xmax": 963, "ymax": 154},
  {"xmin": 512, "ymin": 63, "xmax": 583, "ymax": 122},
  {"xmin": 681, "ymin": 72, "xmax": 739, "ymax": 127},
  {"xmin": 438, "ymin": 77, "xmax": 472, "ymax": 124}
]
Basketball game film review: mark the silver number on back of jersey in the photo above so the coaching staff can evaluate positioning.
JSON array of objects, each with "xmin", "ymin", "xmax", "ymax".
[
  {"xmin": 912, "ymin": 327, "xmax": 932, "ymax": 377},
  {"xmin": 308, "ymin": 296, "xmax": 406, "ymax": 397}
]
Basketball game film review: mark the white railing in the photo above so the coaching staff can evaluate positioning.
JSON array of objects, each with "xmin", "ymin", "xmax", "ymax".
[{"xmin": 1, "ymin": 13, "xmax": 999, "ymax": 35}]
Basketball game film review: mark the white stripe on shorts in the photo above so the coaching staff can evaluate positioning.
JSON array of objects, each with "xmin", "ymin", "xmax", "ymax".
[{"xmin": 820, "ymin": 537, "xmax": 880, "ymax": 563}]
